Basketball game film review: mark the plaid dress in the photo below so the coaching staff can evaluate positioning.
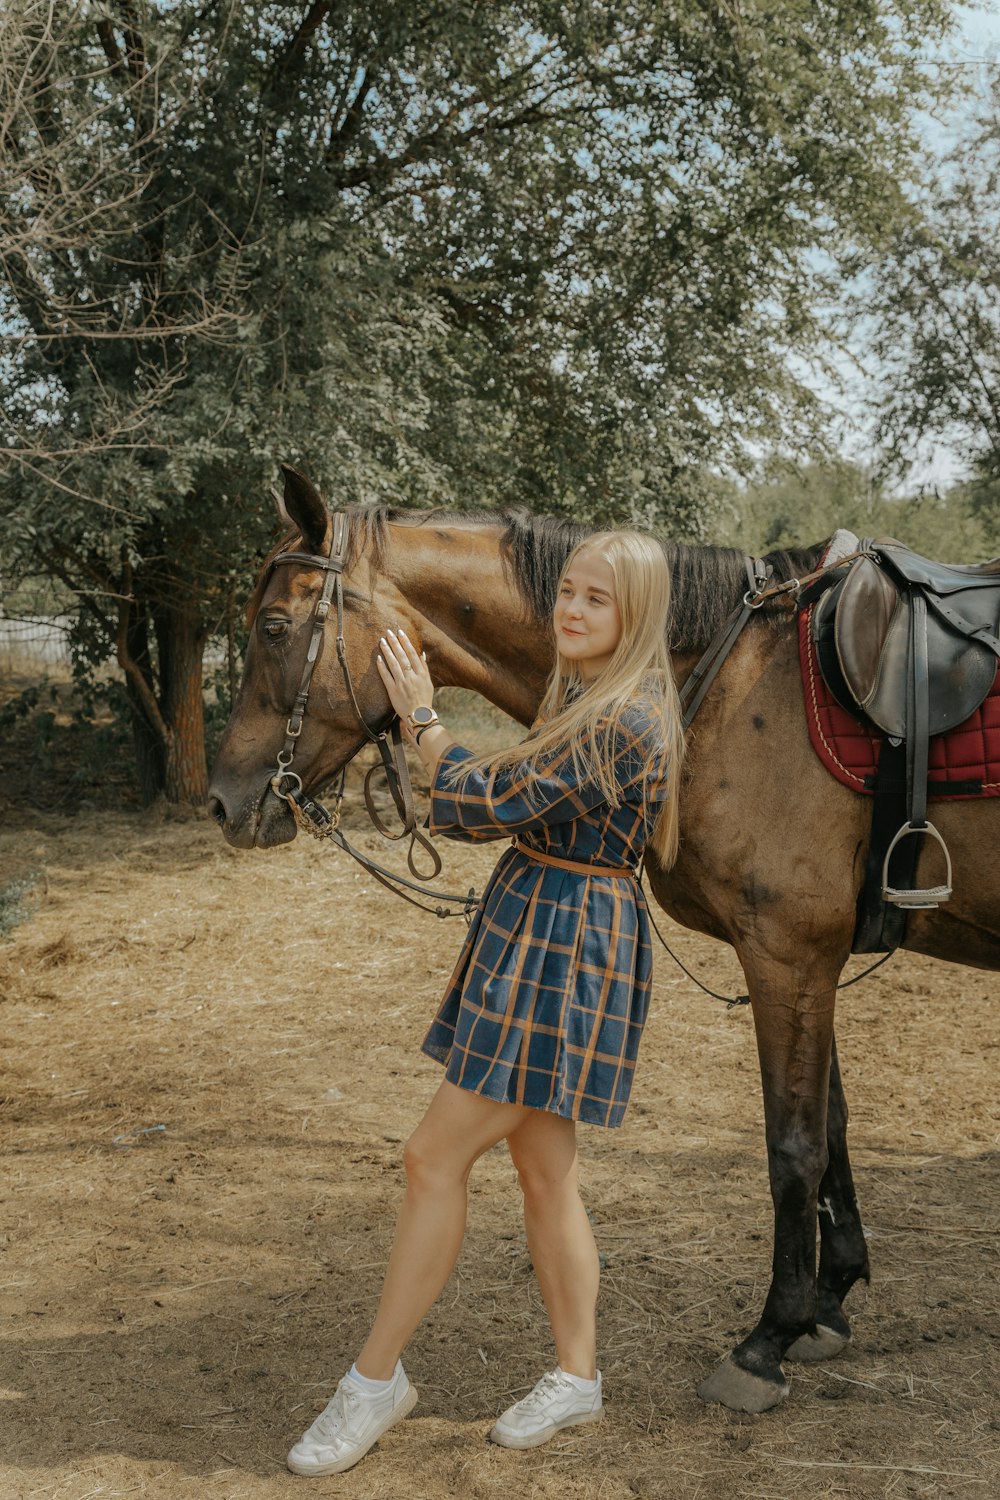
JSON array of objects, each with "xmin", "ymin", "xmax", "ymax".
[{"xmin": 421, "ymin": 699, "xmax": 671, "ymax": 1128}]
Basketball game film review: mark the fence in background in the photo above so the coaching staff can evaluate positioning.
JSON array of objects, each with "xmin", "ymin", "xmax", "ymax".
[
  {"xmin": 0, "ymin": 614, "xmax": 74, "ymax": 674},
  {"xmin": 1, "ymin": 614, "xmax": 232, "ymax": 683}
]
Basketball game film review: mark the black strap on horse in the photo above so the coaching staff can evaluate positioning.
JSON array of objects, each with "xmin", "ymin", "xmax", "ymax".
[
  {"xmin": 280, "ymin": 783, "xmax": 478, "ymax": 920},
  {"xmin": 678, "ymin": 548, "xmax": 874, "ymax": 730},
  {"xmin": 679, "ymin": 556, "xmax": 773, "ymax": 727}
]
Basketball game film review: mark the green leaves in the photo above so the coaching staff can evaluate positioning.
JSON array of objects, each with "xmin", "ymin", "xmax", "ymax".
[
  {"xmin": 862, "ymin": 75, "xmax": 1000, "ymax": 507},
  {"xmin": 0, "ymin": 0, "xmax": 963, "ymax": 797}
]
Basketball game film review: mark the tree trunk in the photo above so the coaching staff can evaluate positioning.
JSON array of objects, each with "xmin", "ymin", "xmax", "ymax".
[
  {"xmin": 158, "ymin": 604, "xmax": 210, "ymax": 806},
  {"xmin": 123, "ymin": 598, "xmax": 166, "ymax": 804}
]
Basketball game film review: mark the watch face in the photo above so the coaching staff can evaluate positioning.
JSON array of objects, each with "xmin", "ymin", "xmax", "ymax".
[{"xmin": 412, "ymin": 706, "xmax": 435, "ymax": 725}]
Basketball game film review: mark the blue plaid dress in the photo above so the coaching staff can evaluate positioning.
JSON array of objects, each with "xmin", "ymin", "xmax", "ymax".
[{"xmin": 421, "ymin": 700, "xmax": 671, "ymax": 1127}]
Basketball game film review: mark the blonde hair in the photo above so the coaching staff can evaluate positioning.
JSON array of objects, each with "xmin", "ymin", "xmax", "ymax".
[{"xmin": 454, "ymin": 529, "xmax": 685, "ymax": 867}]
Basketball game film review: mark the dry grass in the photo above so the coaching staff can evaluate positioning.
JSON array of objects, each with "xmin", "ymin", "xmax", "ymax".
[{"xmin": 0, "ymin": 693, "xmax": 998, "ymax": 1499}]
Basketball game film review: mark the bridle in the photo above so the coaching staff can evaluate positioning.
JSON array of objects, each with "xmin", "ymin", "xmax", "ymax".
[{"xmin": 263, "ymin": 511, "xmax": 477, "ymax": 919}]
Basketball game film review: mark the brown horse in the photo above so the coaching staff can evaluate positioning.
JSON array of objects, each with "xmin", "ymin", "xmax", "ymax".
[{"xmin": 208, "ymin": 466, "xmax": 1000, "ymax": 1414}]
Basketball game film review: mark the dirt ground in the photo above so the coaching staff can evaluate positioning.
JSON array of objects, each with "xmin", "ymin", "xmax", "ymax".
[{"xmin": 1, "ymin": 699, "xmax": 999, "ymax": 1500}]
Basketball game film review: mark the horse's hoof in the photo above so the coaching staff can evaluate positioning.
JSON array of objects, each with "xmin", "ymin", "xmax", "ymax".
[
  {"xmin": 785, "ymin": 1324, "xmax": 851, "ymax": 1362},
  {"xmin": 697, "ymin": 1355, "xmax": 789, "ymax": 1413}
]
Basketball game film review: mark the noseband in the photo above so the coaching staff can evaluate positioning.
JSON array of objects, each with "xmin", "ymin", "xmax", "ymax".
[{"xmin": 264, "ymin": 511, "xmax": 476, "ymax": 919}]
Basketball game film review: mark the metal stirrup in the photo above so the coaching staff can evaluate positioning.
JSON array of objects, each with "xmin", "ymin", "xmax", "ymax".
[{"xmin": 881, "ymin": 821, "xmax": 953, "ymax": 908}]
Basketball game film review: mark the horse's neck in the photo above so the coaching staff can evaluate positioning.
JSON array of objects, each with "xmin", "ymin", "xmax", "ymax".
[
  {"xmin": 381, "ymin": 524, "xmax": 785, "ymax": 726},
  {"xmin": 384, "ymin": 524, "xmax": 554, "ymax": 726}
]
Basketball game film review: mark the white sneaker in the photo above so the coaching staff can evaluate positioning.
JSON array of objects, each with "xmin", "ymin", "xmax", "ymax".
[
  {"xmin": 490, "ymin": 1367, "xmax": 603, "ymax": 1450},
  {"xmin": 286, "ymin": 1363, "xmax": 417, "ymax": 1476}
]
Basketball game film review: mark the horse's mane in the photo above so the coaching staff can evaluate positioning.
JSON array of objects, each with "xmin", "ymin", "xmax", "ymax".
[
  {"xmin": 490, "ymin": 513, "xmax": 826, "ymax": 651},
  {"xmin": 665, "ymin": 539, "xmax": 825, "ymax": 651},
  {"xmin": 249, "ymin": 503, "xmax": 827, "ymax": 653},
  {"xmin": 347, "ymin": 506, "xmax": 827, "ymax": 652},
  {"xmin": 341, "ymin": 505, "xmax": 590, "ymax": 608}
]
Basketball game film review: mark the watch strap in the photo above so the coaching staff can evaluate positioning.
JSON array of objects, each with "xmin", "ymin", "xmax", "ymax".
[{"xmin": 413, "ymin": 717, "xmax": 440, "ymax": 744}]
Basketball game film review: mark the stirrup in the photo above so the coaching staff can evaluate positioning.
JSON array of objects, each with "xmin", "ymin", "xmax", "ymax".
[{"xmin": 881, "ymin": 821, "xmax": 953, "ymax": 908}]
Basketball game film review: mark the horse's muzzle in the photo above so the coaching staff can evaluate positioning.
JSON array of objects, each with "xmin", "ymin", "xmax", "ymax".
[{"xmin": 206, "ymin": 781, "xmax": 296, "ymax": 849}]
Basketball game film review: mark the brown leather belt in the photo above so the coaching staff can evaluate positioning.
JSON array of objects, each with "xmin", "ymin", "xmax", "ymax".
[{"xmin": 512, "ymin": 838, "xmax": 635, "ymax": 880}]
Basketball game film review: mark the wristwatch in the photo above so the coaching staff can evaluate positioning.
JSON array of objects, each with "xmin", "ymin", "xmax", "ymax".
[{"xmin": 405, "ymin": 705, "xmax": 439, "ymax": 734}]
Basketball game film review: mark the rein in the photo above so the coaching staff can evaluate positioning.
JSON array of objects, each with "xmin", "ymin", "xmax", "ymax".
[{"xmin": 259, "ymin": 520, "xmax": 887, "ymax": 996}]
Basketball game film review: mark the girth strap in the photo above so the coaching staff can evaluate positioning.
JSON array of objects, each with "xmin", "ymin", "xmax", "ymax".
[{"xmin": 907, "ymin": 593, "xmax": 930, "ymax": 829}]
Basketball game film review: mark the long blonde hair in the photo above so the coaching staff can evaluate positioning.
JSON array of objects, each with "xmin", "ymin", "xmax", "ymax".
[{"xmin": 454, "ymin": 529, "xmax": 685, "ymax": 867}]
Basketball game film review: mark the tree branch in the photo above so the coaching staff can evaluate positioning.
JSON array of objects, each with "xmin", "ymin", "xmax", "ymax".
[
  {"xmin": 116, "ymin": 552, "xmax": 171, "ymax": 747},
  {"xmin": 332, "ymin": 94, "xmax": 597, "ymax": 187},
  {"xmin": 273, "ymin": 2, "xmax": 332, "ymax": 82},
  {"xmin": 39, "ymin": 548, "xmax": 117, "ymax": 643},
  {"xmin": 95, "ymin": 20, "xmax": 124, "ymax": 74},
  {"xmin": 917, "ymin": 260, "xmax": 1000, "ymax": 456},
  {"xmin": 329, "ymin": 68, "xmax": 373, "ymax": 157},
  {"xmin": 114, "ymin": 2, "xmax": 148, "ymax": 85}
]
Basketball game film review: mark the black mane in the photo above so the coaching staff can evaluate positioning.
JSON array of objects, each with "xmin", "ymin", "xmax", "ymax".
[
  {"xmin": 664, "ymin": 540, "xmax": 825, "ymax": 651},
  {"xmin": 342, "ymin": 505, "xmax": 827, "ymax": 653}
]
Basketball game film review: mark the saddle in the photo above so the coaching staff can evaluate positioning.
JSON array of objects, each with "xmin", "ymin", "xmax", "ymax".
[{"xmin": 811, "ymin": 537, "xmax": 1000, "ymax": 928}]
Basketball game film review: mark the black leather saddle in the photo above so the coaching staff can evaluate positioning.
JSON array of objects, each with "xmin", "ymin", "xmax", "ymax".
[
  {"xmin": 810, "ymin": 537, "xmax": 1000, "ymax": 928},
  {"xmin": 814, "ymin": 543, "xmax": 1000, "ymax": 738}
]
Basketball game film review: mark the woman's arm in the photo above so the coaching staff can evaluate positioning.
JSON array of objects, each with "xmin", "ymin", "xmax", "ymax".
[
  {"xmin": 409, "ymin": 721, "xmax": 456, "ymax": 776},
  {"xmin": 428, "ymin": 744, "xmax": 605, "ymax": 839},
  {"xmin": 428, "ymin": 706, "xmax": 663, "ymax": 840},
  {"xmin": 377, "ymin": 631, "xmax": 667, "ymax": 842}
]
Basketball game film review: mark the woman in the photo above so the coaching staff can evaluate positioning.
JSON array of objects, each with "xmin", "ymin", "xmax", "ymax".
[{"xmin": 287, "ymin": 529, "xmax": 684, "ymax": 1477}]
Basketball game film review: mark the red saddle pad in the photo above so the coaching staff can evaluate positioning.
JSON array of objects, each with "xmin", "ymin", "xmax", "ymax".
[{"xmin": 798, "ymin": 587, "xmax": 1000, "ymax": 802}]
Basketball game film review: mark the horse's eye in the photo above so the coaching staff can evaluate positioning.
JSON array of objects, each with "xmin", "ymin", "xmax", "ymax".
[{"xmin": 262, "ymin": 617, "xmax": 289, "ymax": 640}]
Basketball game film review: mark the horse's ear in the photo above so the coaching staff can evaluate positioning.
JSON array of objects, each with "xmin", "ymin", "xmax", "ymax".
[{"xmin": 279, "ymin": 463, "xmax": 330, "ymax": 553}]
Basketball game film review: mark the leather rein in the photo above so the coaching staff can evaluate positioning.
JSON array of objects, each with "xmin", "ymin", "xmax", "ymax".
[
  {"xmin": 260, "ymin": 520, "xmax": 881, "ymax": 1001},
  {"xmin": 265, "ymin": 512, "xmax": 478, "ymax": 921}
]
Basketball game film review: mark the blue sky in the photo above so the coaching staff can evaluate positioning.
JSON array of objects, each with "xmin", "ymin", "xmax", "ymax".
[
  {"xmin": 947, "ymin": 3, "xmax": 999, "ymax": 60},
  {"xmin": 951, "ymin": 1, "xmax": 1000, "ymax": 65}
]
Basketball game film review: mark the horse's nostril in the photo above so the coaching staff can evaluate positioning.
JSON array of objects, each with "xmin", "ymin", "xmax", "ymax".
[{"xmin": 207, "ymin": 795, "xmax": 227, "ymax": 827}]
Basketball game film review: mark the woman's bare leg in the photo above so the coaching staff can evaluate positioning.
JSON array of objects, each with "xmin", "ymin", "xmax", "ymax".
[
  {"xmin": 355, "ymin": 1080, "xmax": 530, "ymax": 1379},
  {"xmin": 506, "ymin": 1111, "xmax": 599, "ymax": 1379}
]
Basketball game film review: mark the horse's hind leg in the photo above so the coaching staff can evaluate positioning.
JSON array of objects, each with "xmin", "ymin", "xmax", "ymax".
[
  {"xmin": 786, "ymin": 1038, "xmax": 870, "ymax": 1361},
  {"xmin": 698, "ymin": 943, "xmax": 841, "ymax": 1413}
]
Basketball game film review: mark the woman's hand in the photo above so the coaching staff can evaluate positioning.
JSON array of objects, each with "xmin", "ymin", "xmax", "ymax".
[{"xmin": 376, "ymin": 628, "xmax": 434, "ymax": 725}]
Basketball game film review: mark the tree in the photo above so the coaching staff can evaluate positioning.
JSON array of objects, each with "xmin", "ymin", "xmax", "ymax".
[
  {"xmin": 710, "ymin": 460, "xmax": 884, "ymax": 552},
  {"xmin": 0, "ymin": 0, "xmax": 958, "ymax": 802},
  {"xmin": 863, "ymin": 76, "xmax": 1000, "ymax": 551},
  {"xmin": 713, "ymin": 459, "xmax": 994, "ymax": 558}
]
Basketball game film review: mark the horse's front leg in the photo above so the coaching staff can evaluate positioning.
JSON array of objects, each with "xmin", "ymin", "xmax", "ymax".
[
  {"xmin": 698, "ymin": 944, "xmax": 841, "ymax": 1413},
  {"xmin": 785, "ymin": 1039, "xmax": 870, "ymax": 1362}
]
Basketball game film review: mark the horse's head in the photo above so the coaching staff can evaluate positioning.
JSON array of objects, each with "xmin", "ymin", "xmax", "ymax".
[{"xmin": 208, "ymin": 466, "xmax": 391, "ymax": 848}]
